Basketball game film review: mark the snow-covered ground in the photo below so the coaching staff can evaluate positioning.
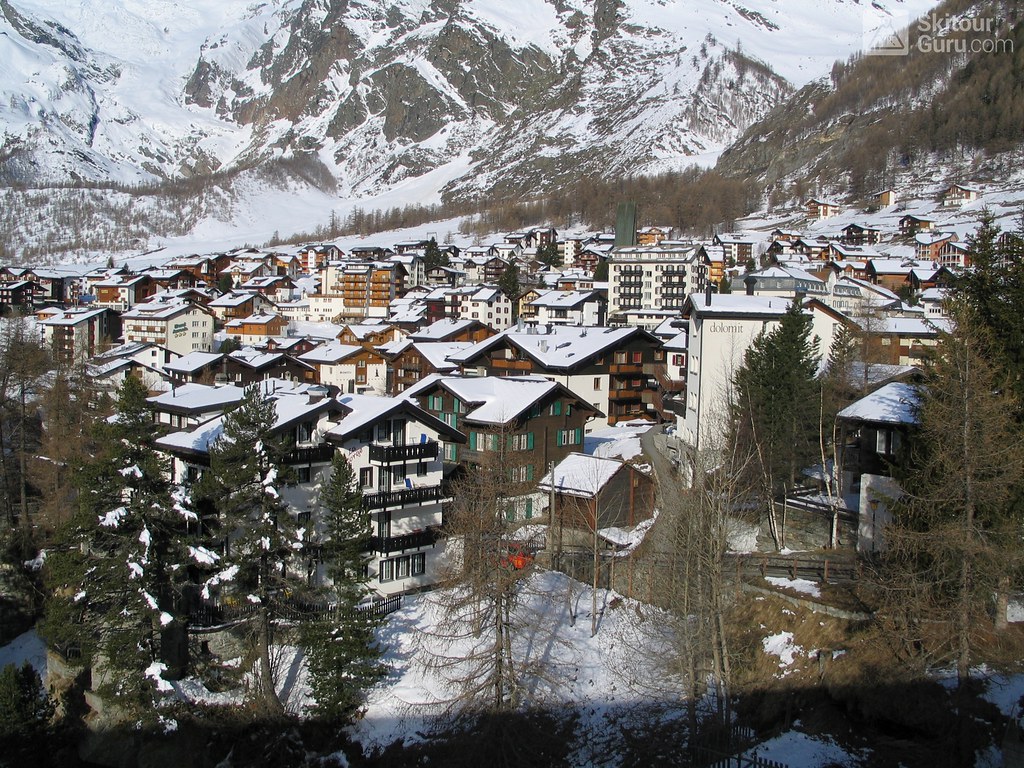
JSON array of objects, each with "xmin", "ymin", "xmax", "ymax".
[{"xmin": 0, "ymin": 629, "xmax": 48, "ymax": 683}]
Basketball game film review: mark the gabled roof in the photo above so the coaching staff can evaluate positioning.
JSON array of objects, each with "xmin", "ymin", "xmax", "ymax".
[
  {"xmin": 299, "ymin": 341, "xmax": 364, "ymax": 365},
  {"xmin": 449, "ymin": 325, "xmax": 657, "ymax": 371},
  {"xmin": 409, "ymin": 318, "xmax": 481, "ymax": 342},
  {"xmin": 529, "ymin": 290, "xmax": 602, "ymax": 309},
  {"xmin": 407, "ymin": 374, "xmax": 602, "ymax": 425},
  {"xmin": 837, "ymin": 382, "xmax": 919, "ymax": 425},
  {"xmin": 164, "ymin": 351, "xmax": 223, "ymax": 374},
  {"xmin": 324, "ymin": 394, "xmax": 465, "ymax": 443},
  {"xmin": 537, "ymin": 453, "xmax": 630, "ymax": 499}
]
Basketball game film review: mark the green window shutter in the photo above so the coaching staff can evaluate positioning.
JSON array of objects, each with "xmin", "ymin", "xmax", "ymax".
[
  {"xmin": 525, "ymin": 499, "xmax": 533, "ymax": 519},
  {"xmin": 527, "ymin": 432, "xmax": 534, "ymax": 450},
  {"xmin": 552, "ymin": 400, "xmax": 561, "ymax": 416},
  {"xmin": 556, "ymin": 431, "xmax": 563, "ymax": 446},
  {"xmin": 527, "ymin": 464, "xmax": 534, "ymax": 481},
  {"xmin": 469, "ymin": 432, "xmax": 477, "ymax": 450},
  {"xmin": 575, "ymin": 428, "xmax": 582, "ymax": 445}
]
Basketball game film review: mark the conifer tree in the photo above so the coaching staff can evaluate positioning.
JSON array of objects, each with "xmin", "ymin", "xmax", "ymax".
[
  {"xmin": 423, "ymin": 237, "xmax": 449, "ymax": 272},
  {"xmin": 198, "ymin": 384, "xmax": 304, "ymax": 717},
  {"xmin": 41, "ymin": 375, "xmax": 190, "ymax": 714},
  {"xmin": 497, "ymin": 263, "xmax": 521, "ymax": 301},
  {"xmin": 732, "ymin": 299, "xmax": 820, "ymax": 548},
  {"xmin": 300, "ymin": 453, "xmax": 383, "ymax": 720}
]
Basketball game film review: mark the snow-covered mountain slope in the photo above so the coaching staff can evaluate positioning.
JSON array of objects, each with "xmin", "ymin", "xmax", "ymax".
[{"xmin": 1, "ymin": 0, "xmax": 939, "ymax": 201}]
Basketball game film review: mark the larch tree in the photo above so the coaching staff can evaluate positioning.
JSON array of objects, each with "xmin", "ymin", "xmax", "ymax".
[
  {"xmin": 732, "ymin": 298, "xmax": 821, "ymax": 548},
  {"xmin": 300, "ymin": 452, "xmax": 383, "ymax": 720},
  {"xmin": 421, "ymin": 422, "xmax": 547, "ymax": 721},
  {"xmin": 197, "ymin": 384, "xmax": 305, "ymax": 717},
  {"xmin": 879, "ymin": 304, "xmax": 1024, "ymax": 685}
]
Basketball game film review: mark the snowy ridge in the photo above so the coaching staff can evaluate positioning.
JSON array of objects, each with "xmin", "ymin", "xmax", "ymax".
[{"xmin": 1, "ymin": 0, "xmax": 937, "ymax": 196}]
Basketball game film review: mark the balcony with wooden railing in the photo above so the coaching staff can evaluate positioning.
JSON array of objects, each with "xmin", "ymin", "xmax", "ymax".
[
  {"xmin": 369, "ymin": 441, "xmax": 439, "ymax": 463},
  {"xmin": 610, "ymin": 362, "xmax": 643, "ymax": 374},
  {"xmin": 364, "ymin": 526, "xmax": 442, "ymax": 555},
  {"xmin": 362, "ymin": 485, "xmax": 445, "ymax": 510}
]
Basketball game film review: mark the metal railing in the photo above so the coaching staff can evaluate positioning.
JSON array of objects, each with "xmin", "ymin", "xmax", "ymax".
[
  {"xmin": 369, "ymin": 441, "xmax": 438, "ymax": 463},
  {"xmin": 362, "ymin": 485, "xmax": 445, "ymax": 510}
]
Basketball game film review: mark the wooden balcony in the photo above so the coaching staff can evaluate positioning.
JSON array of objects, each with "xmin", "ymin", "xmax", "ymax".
[
  {"xmin": 610, "ymin": 363, "xmax": 643, "ymax": 374},
  {"xmin": 365, "ymin": 526, "xmax": 442, "ymax": 555},
  {"xmin": 491, "ymin": 359, "xmax": 533, "ymax": 371},
  {"xmin": 609, "ymin": 388, "xmax": 641, "ymax": 400},
  {"xmin": 369, "ymin": 441, "xmax": 439, "ymax": 463},
  {"xmin": 362, "ymin": 485, "xmax": 445, "ymax": 510}
]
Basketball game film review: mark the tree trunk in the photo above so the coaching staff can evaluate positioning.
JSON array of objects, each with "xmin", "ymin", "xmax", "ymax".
[
  {"xmin": 257, "ymin": 606, "xmax": 284, "ymax": 716},
  {"xmin": 995, "ymin": 575, "xmax": 1010, "ymax": 632}
]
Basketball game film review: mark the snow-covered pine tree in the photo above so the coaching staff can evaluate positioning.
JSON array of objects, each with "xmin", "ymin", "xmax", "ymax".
[
  {"xmin": 199, "ymin": 384, "xmax": 305, "ymax": 717},
  {"xmin": 300, "ymin": 452, "xmax": 383, "ymax": 720},
  {"xmin": 41, "ymin": 375, "xmax": 191, "ymax": 714}
]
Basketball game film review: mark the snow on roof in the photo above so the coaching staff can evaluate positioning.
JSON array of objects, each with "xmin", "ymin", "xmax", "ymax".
[
  {"xmin": 155, "ymin": 416, "xmax": 225, "ymax": 455},
  {"xmin": 209, "ymin": 291, "xmax": 263, "ymax": 307},
  {"xmin": 409, "ymin": 318, "xmax": 477, "ymax": 341},
  {"xmin": 148, "ymin": 383, "xmax": 245, "ymax": 414},
  {"xmin": 299, "ymin": 341, "xmax": 362, "ymax": 364},
  {"xmin": 440, "ymin": 376, "xmax": 559, "ymax": 423},
  {"xmin": 450, "ymin": 325, "xmax": 643, "ymax": 369},
  {"xmin": 838, "ymin": 382, "xmax": 920, "ymax": 425},
  {"xmin": 39, "ymin": 307, "xmax": 108, "ymax": 326},
  {"xmin": 528, "ymin": 290, "xmax": 598, "ymax": 308},
  {"xmin": 122, "ymin": 299, "xmax": 196, "ymax": 320},
  {"xmin": 687, "ymin": 292, "xmax": 791, "ymax": 317},
  {"xmin": 229, "ymin": 348, "xmax": 295, "ymax": 370},
  {"xmin": 664, "ymin": 330, "xmax": 688, "ymax": 351},
  {"xmin": 881, "ymin": 317, "xmax": 949, "ymax": 335},
  {"xmin": 164, "ymin": 351, "xmax": 222, "ymax": 373},
  {"xmin": 538, "ymin": 453, "xmax": 625, "ymax": 498},
  {"xmin": 324, "ymin": 394, "xmax": 407, "ymax": 441},
  {"xmin": 414, "ymin": 342, "xmax": 473, "ymax": 371}
]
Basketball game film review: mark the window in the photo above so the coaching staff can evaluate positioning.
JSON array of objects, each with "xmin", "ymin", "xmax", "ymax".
[
  {"xmin": 379, "ymin": 559, "xmax": 394, "ymax": 582},
  {"xmin": 512, "ymin": 432, "xmax": 534, "ymax": 451},
  {"xmin": 417, "ymin": 461, "xmax": 428, "ymax": 477},
  {"xmin": 392, "ymin": 464, "xmax": 407, "ymax": 484},
  {"xmin": 296, "ymin": 421, "xmax": 313, "ymax": 443},
  {"xmin": 557, "ymin": 428, "xmax": 583, "ymax": 446},
  {"xmin": 632, "ymin": 351, "xmax": 643, "ymax": 364},
  {"xmin": 296, "ymin": 466, "xmax": 312, "ymax": 483},
  {"xmin": 614, "ymin": 351, "xmax": 627, "ymax": 364},
  {"xmin": 444, "ymin": 443, "xmax": 458, "ymax": 462},
  {"xmin": 672, "ymin": 354, "xmax": 685, "ymax": 366},
  {"xmin": 594, "ymin": 377, "xmax": 601, "ymax": 390},
  {"xmin": 395, "ymin": 556, "xmax": 411, "ymax": 579},
  {"xmin": 412, "ymin": 552, "xmax": 426, "ymax": 576},
  {"xmin": 360, "ymin": 467, "xmax": 373, "ymax": 488},
  {"xmin": 549, "ymin": 400, "xmax": 562, "ymax": 416}
]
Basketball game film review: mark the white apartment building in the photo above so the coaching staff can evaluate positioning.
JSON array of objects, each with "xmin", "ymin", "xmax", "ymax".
[
  {"xmin": 121, "ymin": 298, "xmax": 216, "ymax": 355},
  {"xmin": 607, "ymin": 245, "xmax": 705, "ymax": 322}
]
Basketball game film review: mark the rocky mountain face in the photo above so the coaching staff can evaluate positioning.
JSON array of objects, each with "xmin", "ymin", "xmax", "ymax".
[
  {"xmin": 0, "ymin": 0, "xmax": 933, "ymax": 209},
  {"xmin": 716, "ymin": 0, "xmax": 1024, "ymax": 200}
]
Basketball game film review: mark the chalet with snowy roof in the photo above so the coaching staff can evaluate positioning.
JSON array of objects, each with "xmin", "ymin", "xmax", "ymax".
[
  {"xmin": 696, "ymin": 244, "xmax": 729, "ymax": 286},
  {"xmin": 409, "ymin": 375, "xmax": 601, "ymax": 515},
  {"xmin": 824, "ymin": 259, "xmax": 871, "ymax": 282},
  {"xmin": 337, "ymin": 322, "xmax": 400, "ymax": 348},
  {"xmin": 238, "ymin": 275, "xmax": 296, "ymax": 303},
  {"xmin": 505, "ymin": 226, "xmax": 557, "ymax": 250},
  {"xmin": 805, "ymin": 198, "xmax": 841, "ymax": 220},
  {"xmin": 461, "ymin": 255, "xmax": 508, "ymax": 286},
  {"xmin": 538, "ymin": 453, "xmax": 655, "ymax": 535},
  {"xmin": 447, "ymin": 325, "xmax": 662, "ymax": 429},
  {"xmin": 914, "ymin": 231, "xmax": 958, "ymax": 261},
  {"xmin": 270, "ymin": 252, "xmax": 301, "ymax": 277},
  {"xmin": 348, "ymin": 245, "xmax": 394, "ymax": 261},
  {"xmin": 840, "ymin": 224, "xmax": 881, "ymax": 246},
  {"xmin": 385, "ymin": 341, "xmax": 472, "ymax": 395},
  {"xmin": 121, "ymin": 298, "xmax": 216, "ymax": 355},
  {"xmin": 157, "ymin": 385, "xmax": 342, "ymax": 510},
  {"xmin": 423, "ymin": 265, "xmax": 465, "ymax": 288},
  {"xmin": 219, "ymin": 348, "xmax": 318, "ymax": 386},
  {"xmin": 221, "ymin": 259, "xmax": 273, "ymax": 285},
  {"xmin": 39, "ymin": 307, "xmax": 120, "ymax": 363},
  {"xmin": 835, "ymin": 381, "xmax": 920, "ymax": 553},
  {"xmin": 264, "ymin": 336, "xmax": 318, "ymax": 356},
  {"xmin": 873, "ymin": 189, "xmax": 897, "ymax": 208},
  {"xmin": 408, "ymin": 318, "xmax": 494, "ymax": 345},
  {"xmin": 528, "ymin": 290, "xmax": 607, "ymax": 327},
  {"xmin": 636, "ymin": 226, "xmax": 673, "ymax": 246},
  {"xmin": 299, "ymin": 340, "xmax": 387, "ymax": 395},
  {"xmin": 571, "ymin": 244, "xmax": 607, "ymax": 273},
  {"xmin": 713, "ymin": 233, "xmax": 759, "ymax": 264},
  {"xmin": 148, "ymin": 382, "xmax": 247, "ymax": 429},
  {"xmin": 898, "ymin": 214, "xmax": 935, "ymax": 236},
  {"xmin": 866, "ymin": 259, "xmax": 920, "ymax": 293},
  {"xmin": 765, "ymin": 239, "xmax": 803, "ymax": 262},
  {"xmin": 32, "ymin": 268, "xmax": 80, "ymax": 305},
  {"xmin": 868, "ymin": 317, "xmax": 948, "ymax": 368},
  {"xmin": 224, "ymin": 311, "xmax": 289, "ymax": 345},
  {"xmin": 0, "ymin": 280, "xmax": 42, "ymax": 312},
  {"xmin": 93, "ymin": 273, "xmax": 156, "ymax": 311},
  {"xmin": 142, "ymin": 268, "xmax": 197, "ymax": 292},
  {"xmin": 323, "ymin": 393, "xmax": 465, "ymax": 595},
  {"xmin": 743, "ymin": 266, "xmax": 828, "ymax": 299},
  {"xmin": 163, "ymin": 351, "xmax": 225, "ymax": 386},
  {"xmin": 793, "ymin": 237, "xmax": 830, "ymax": 260},
  {"xmin": 825, "ymin": 242, "xmax": 883, "ymax": 263},
  {"xmin": 940, "ymin": 183, "xmax": 980, "ymax": 208},
  {"xmin": 919, "ymin": 287, "xmax": 949, "ymax": 319},
  {"xmin": 208, "ymin": 290, "xmax": 276, "ymax": 322}
]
